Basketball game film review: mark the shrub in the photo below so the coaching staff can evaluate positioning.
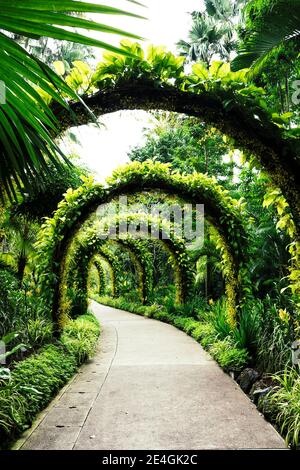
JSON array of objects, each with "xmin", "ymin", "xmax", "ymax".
[
  {"xmin": 255, "ymin": 298, "xmax": 292, "ymax": 372},
  {"xmin": 233, "ymin": 301, "xmax": 261, "ymax": 353},
  {"xmin": 209, "ymin": 299, "xmax": 232, "ymax": 340},
  {"xmin": 26, "ymin": 318, "xmax": 53, "ymax": 349},
  {"xmin": 153, "ymin": 310, "xmax": 174, "ymax": 323},
  {"xmin": 0, "ymin": 314, "xmax": 100, "ymax": 449},
  {"xmin": 191, "ymin": 323, "xmax": 216, "ymax": 343},
  {"xmin": 172, "ymin": 316, "xmax": 196, "ymax": 333},
  {"xmin": 260, "ymin": 367, "xmax": 300, "ymax": 448},
  {"xmin": 61, "ymin": 314, "xmax": 100, "ymax": 365},
  {"xmin": 0, "ymin": 269, "xmax": 54, "ymax": 360},
  {"xmin": 0, "ymin": 344, "xmax": 77, "ymax": 448},
  {"xmin": 209, "ymin": 338, "xmax": 249, "ymax": 373}
]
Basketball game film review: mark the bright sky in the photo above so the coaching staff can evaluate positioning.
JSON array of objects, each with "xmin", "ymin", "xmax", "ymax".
[{"xmin": 60, "ymin": 0, "xmax": 203, "ymax": 182}]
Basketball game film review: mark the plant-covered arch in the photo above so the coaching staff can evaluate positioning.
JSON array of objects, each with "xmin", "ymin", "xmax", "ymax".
[
  {"xmin": 92, "ymin": 257, "xmax": 106, "ymax": 296},
  {"xmin": 64, "ymin": 241, "xmax": 123, "ymax": 318},
  {"xmin": 62, "ymin": 213, "xmax": 194, "ymax": 318},
  {"xmin": 64, "ymin": 234, "xmax": 154, "ymax": 316},
  {"xmin": 53, "ymin": 43, "xmax": 300, "ymax": 234},
  {"xmin": 112, "ymin": 238, "xmax": 154, "ymax": 304},
  {"xmin": 34, "ymin": 161, "xmax": 249, "ymax": 328},
  {"xmin": 93, "ymin": 246, "xmax": 122, "ymax": 298},
  {"xmin": 94, "ymin": 213, "xmax": 195, "ymax": 304}
]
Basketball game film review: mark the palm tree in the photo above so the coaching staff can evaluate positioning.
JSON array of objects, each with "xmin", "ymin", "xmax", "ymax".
[
  {"xmin": 177, "ymin": 15, "xmax": 233, "ymax": 65},
  {"xmin": 232, "ymin": 0, "xmax": 300, "ymax": 72},
  {"xmin": 0, "ymin": 0, "xmax": 144, "ymax": 200},
  {"xmin": 12, "ymin": 36, "xmax": 96, "ymax": 71},
  {"xmin": 177, "ymin": 0, "xmax": 244, "ymax": 65},
  {"xmin": 7, "ymin": 215, "xmax": 38, "ymax": 283}
]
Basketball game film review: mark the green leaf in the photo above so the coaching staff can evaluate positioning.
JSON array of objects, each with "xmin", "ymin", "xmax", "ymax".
[
  {"xmin": 192, "ymin": 63, "xmax": 209, "ymax": 80},
  {"xmin": 53, "ymin": 60, "xmax": 65, "ymax": 76}
]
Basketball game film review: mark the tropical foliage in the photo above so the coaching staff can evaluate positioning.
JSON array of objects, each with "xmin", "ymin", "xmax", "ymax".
[
  {"xmin": 177, "ymin": 0, "xmax": 246, "ymax": 64},
  {"xmin": 1, "ymin": 0, "xmax": 300, "ymax": 451},
  {"xmin": 232, "ymin": 0, "xmax": 300, "ymax": 73},
  {"xmin": 0, "ymin": 0, "xmax": 144, "ymax": 198}
]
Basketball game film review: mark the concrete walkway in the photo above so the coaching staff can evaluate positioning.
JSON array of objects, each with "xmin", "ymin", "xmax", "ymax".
[{"xmin": 20, "ymin": 302, "xmax": 285, "ymax": 450}]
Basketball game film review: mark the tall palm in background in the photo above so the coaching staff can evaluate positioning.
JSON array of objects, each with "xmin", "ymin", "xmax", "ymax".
[
  {"xmin": 8, "ymin": 215, "xmax": 38, "ymax": 283},
  {"xmin": 12, "ymin": 36, "xmax": 96, "ymax": 70},
  {"xmin": 0, "ymin": 0, "xmax": 144, "ymax": 200},
  {"xmin": 177, "ymin": 0, "xmax": 245, "ymax": 65}
]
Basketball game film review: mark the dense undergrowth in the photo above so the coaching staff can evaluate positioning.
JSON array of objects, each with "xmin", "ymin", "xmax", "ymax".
[
  {"xmin": 0, "ymin": 269, "xmax": 53, "ymax": 362},
  {"xmin": 0, "ymin": 266, "xmax": 100, "ymax": 450}
]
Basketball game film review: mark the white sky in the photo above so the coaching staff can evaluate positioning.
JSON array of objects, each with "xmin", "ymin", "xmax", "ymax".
[{"xmin": 60, "ymin": 0, "xmax": 202, "ymax": 182}]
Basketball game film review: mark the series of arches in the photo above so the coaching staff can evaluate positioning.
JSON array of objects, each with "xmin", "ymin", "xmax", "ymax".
[
  {"xmin": 54, "ymin": 78, "xmax": 300, "ymax": 236},
  {"xmin": 35, "ymin": 61, "xmax": 300, "ymax": 330},
  {"xmin": 60, "ymin": 212, "xmax": 195, "ymax": 319},
  {"xmin": 35, "ymin": 161, "xmax": 249, "ymax": 329}
]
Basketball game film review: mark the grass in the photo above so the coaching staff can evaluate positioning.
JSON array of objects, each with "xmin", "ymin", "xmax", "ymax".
[
  {"xmin": 0, "ymin": 313, "xmax": 100, "ymax": 449},
  {"xmin": 259, "ymin": 367, "xmax": 300, "ymax": 448}
]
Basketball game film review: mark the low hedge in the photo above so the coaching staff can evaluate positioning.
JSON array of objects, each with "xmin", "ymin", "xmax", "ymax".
[
  {"xmin": 0, "ymin": 313, "xmax": 100, "ymax": 449},
  {"xmin": 95, "ymin": 295, "xmax": 249, "ymax": 374}
]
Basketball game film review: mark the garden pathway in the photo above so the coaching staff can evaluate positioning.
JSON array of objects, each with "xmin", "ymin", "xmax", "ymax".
[{"xmin": 19, "ymin": 301, "xmax": 285, "ymax": 450}]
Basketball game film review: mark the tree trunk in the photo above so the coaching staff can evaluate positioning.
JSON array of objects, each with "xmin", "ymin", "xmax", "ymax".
[{"xmin": 17, "ymin": 255, "xmax": 26, "ymax": 285}]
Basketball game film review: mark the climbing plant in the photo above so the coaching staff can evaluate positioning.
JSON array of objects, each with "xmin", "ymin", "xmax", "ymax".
[
  {"xmin": 34, "ymin": 161, "xmax": 249, "ymax": 328},
  {"xmin": 61, "ymin": 212, "xmax": 194, "ymax": 319},
  {"xmin": 114, "ymin": 238, "xmax": 154, "ymax": 304},
  {"xmin": 52, "ymin": 41, "xmax": 300, "ymax": 236},
  {"xmin": 64, "ymin": 239, "xmax": 123, "ymax": 319},
  {"xmin": 263, "ymin": 184, "xmax": 300, "ymax": 333},
  {"xmin": 92, "ymin": 257, "xmax": 106, "ymax": 297}
]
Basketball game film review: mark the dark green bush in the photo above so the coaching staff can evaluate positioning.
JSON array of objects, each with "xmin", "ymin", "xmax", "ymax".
[
  {"xmin": 0, "ymin": 313, "xmax": 100, "ymax": 449},
  {"xmin": 191, "ymin": 323, "xmax": 216, "ymax": 343},
  {"xmin": 0, "ymin": 269, "xmax": 53, "ymax": 360},
  {"xmin": 259, "ymin": 367, "xmax": 300, "ymax": 448},
  {"xmin": 61, "ymin": 313, "xmax": 100, "ymax": 365}
]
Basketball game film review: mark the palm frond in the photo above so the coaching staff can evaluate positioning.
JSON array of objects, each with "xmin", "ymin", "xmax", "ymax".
[
  {"xmin": 232, "ymin": 2, "xmax": 300, "ymax": 72},
  {"xmin": 0, "ymin": 0, "xmax": 145, "ymax": 200}
]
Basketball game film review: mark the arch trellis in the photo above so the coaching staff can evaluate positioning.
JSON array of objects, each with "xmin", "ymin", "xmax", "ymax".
[
  {"xmin": 53, "ymin": 61, "xmax": 300, "ymax": 235},
  {"xmin": 63, "ymin": 213, "xmax": 194, "ymax": 318},
  {"xmin": 65, "ymin": 242, "xmax": 123, "ymax": 318},
  {"xmin": 66, "ymin": 235, "xmax": 154, "ymax": 316},
  {"xmin": 93, "ymin": 247, "xmax": 122, "ymax": 298},
  {"xmin": 112, "ymin": 237, "xmax": 154, "ymax": 304},
  {"xmin": 95, "ymin": 213, "xmax": 195, "ymax": 304},
  {"xmin": 34, "ymin": 161, "xmax": 249, "ymax": 329},
  {"xmin": 92, "ymin": 257, "xmax": 106, "ymax": 296}
]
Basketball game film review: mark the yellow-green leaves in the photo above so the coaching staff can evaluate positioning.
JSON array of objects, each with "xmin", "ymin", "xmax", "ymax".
[
  {"xmin": 192, "ymin": 63, "xmax": 209, "ymax": 80},
  {"xmin": 53, "ymin": 60, "xmax": 65, "ymax": 76},
  {"xmin": 92, "ymin": 41, "xmax": 185, "ymax": 89},
  {"xmin": 264, "ymin": 185, "xmax": 300, "ymax": 301},
  {"xmin": 65, "ymin": 61, "xmax": 94, "ymax": 95}
]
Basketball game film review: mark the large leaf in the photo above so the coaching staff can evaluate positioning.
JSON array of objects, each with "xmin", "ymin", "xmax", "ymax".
[
  {"xmin": 232, "ymin": 1, "xmax": 300, "ymax": 72},
  {"xmin": 0, "ymin": 0, "xmax": 145, "ymax": 200}
]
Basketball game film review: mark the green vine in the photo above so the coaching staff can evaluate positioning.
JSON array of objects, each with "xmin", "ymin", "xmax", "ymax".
[
  {"xmin": 34, "ymin": 161, "xmax": 249, "ymax": 327},
  {"xmin": 92, "ymin": 257, "xmax": 106, "ymax": 296}
]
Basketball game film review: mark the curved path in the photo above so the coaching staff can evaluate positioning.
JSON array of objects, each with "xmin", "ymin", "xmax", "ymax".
[{"xmin": 19, "ymin": 302, "xmax": 285, "ymax": 450}]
